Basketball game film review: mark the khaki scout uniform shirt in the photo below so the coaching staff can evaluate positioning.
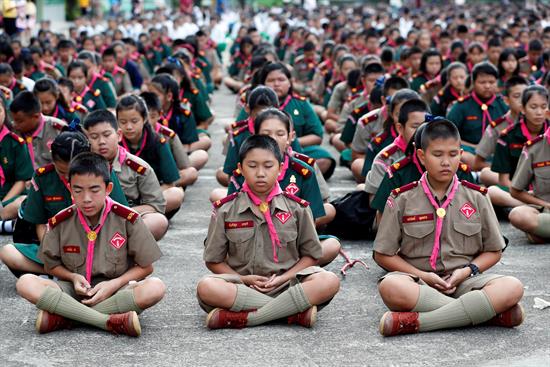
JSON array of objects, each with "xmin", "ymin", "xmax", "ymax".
[
  {"xmin": 20, "ymin": 115, "xmax": 66, "ymax": 168},
  {"xmin": 364, "ymin": 142, "xmax": 406, "ymax": 196},
  {"xmin": 156, "ymin": 124, "xmax": 191, "ymax": 170},
  {"xmin": 351, "ymin": 106, "xmax": 386, "ymax": 153},
  {"xmin": 204, "ymin": 192, "xmax": 322, "ymax": 277},
  {"xmin": 112, "ymin": 148, "xmax": 166, "ymax": 214},
  {"xmin": 327, "ymin": 81, "xmax": 348, "ymax": 114},
  {"xmin": 475, "ymin": 113, "xmax": 516, "ymax": 160},
  {"xmin": 338, "ymin": 93, "xmax": 368, "ymax": 127},
  {"xmin": 512, "ymin": 134, "xmax": 550, "ymax": 203},
  {"xmin": 374, "ymin": 177, "xmax": 505, "ymax": 274},
  {"xmin": 39, "ymin": 203, "xmax": 162, "ymax": 280}
]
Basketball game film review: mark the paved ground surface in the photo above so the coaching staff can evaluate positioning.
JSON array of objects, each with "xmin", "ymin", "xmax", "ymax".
[{"xmin": 0, "ymin": 86, "xmax": 549, "ymax": 367}]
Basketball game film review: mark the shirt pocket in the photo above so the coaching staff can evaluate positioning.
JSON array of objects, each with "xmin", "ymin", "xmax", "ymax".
[
  {"xmin": 61, "ymin": 251, "xmax": 86, "ymax": 273},
  {"xmin": 402, "ymin": 222, "xmax": 434, "ymax": 258},
  {"xmin": 453, "ymin": 220, "xmax": 482, "ymax": 256},
  {"xmin": 534, "ymin": 167, "xmax": 550, "ymax": 195},
  {"xmin": 226, "ymin": 227, "xmax": 254, "ymax": 262},
  {"xmin": 105, "ymin": 243, "xmax": 129, "ymax": 278}
]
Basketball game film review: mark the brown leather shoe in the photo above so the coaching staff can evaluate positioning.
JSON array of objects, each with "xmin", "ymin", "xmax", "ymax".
[
  {"xmin": 287, "ymin": 306, "xmax": 317, "ymax": 328},
  {"xmin": 206, "ymin": 308, "xmax": 250, "ymax": 329},
  {"xmin": 487, "ymin": 304, "xmax": 525, "ymax": 328},
  {"xmin": 35, "ymin": 310, "xmax": 73, "ymax": 334},
  {"xmin": 379, "ymin": 311, "xmax": 420, "ymax": 337},
  {"xmin": 106, "ymin": 311, "xmax": 141, "ymax": 337}
]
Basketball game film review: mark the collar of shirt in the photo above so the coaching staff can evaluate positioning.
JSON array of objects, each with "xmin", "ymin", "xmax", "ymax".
[
  {"xmin": 424, "ymin": 173, "xmax": 457, "ymax": 205},
  {"xmin": 236, "ymin": 192, "xmax": 290, "ymax": 217}
]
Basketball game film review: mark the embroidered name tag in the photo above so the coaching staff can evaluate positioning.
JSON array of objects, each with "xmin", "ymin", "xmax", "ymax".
[
  {"xmin": 466, "ymin": 115, "xmax": 479, "ymax": 121},
  {"xmin": 402, "ymin": 213, "xmax": 434, "ymax": 223},
  {"xmin": 225, "ymin": 220, "xmax": 254, "ymax": 229},
  {"xmin": 63, "ymin": 245, "xmax": 80, "ymax": 254},
  {"xmin": 45, "ymin": 195, "xmax": 64, "ymax": 202},
  {"xmin": 532, "ymin": 160, "xmax": 550, "ymax": 169},
  {"xmin": 509, "ymin": 143, "xmax": 524, "ymax": 149}
]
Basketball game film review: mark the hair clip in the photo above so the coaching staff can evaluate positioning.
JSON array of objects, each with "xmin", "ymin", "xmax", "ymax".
[
  {"xmin": 375, "ymin": 75, "xmax": 386, "ymax": 88},
  {"xmin": 424, "ymin": 113, "xmax": 444, "ymax": 122}
]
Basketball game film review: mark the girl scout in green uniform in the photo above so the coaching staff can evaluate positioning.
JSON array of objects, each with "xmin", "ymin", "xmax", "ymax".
[
  {"xmin": 67, "ymin": 61, "xmax": 106, "ymax": 112},
  {"xmin": 33, "ymin": 78, "xmax": 82, "ymax": 124},
  {"xmin": 0, "ymin": 131, "xmax": 128, "ymax": 276},
  {"xmin": 410, "ymin": 49, "xmax": 443, "ymax": 93},
  {"xmin": 116, "ymin": 95, "xmax": 184, "ymax": 219},
  {"xmin": 429, "ymin": 62, "xmax": 468, "ymax": 117},
  {"xmin": 236, "ymin": 62, "xmax": 336, "ymax": 179}
]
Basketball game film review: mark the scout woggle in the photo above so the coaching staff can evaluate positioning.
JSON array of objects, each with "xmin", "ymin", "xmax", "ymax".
[
  {"xmin": 470, "ymin": 92, "xmax": 496, "ymax": 133},
  {"xmin": 420, "ymin": 172, "xmax": 460, "ymax": 270},
  {"xmin": 76, "ymin": 196, "xmax": 114, "ymax": 283},
  {"xmin": 241, "ymin": 182, "xmax": 283, "ymax": 263}
]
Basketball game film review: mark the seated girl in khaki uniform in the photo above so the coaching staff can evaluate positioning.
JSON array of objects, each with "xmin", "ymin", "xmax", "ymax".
[
  {"xmin": 373, "ymin": 119, "xmax": 524, "ymax": 336},
  {"xmin": 197, "ymin": 135, "xmax": 340, "ymax": 329}
]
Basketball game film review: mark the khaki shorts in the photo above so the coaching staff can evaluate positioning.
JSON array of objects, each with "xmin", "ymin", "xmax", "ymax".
[
  {"xmin": 379, "ymin": 271, "xmax": 504, "ymax": 298},
  {"xmin": 198, "ymin": 266, "xmax": 327, "ymax": 313},
  {"xmin": 57, "ymin": 278, "xmax": 135, "ymax": 301}
]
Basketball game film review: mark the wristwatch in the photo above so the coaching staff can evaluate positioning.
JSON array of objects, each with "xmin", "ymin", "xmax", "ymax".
[{"xmin": 463, "ymin": 263, "xmax": 480, "ymax": 277}]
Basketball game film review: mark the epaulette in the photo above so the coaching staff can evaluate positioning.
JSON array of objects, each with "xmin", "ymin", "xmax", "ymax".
[
  {"xmin": 499, "ymin": 126, "xmax": 512, "ymax": 137},
  {"xmin": 233, "ymin": 125, "xmax": 248, "ymax": 137},
  {"xmin": 51, "ymin": 119, "xmax": 66, "ymax": 130},
  {"xmin": 525, "ymin": 135, "xmax": 544, "ymax": 148},
  {"xmin": 180, "ymin": 105, "xmax": 192, "ymax": 117},
  {"xmin": 192, "ymin": 88, "xmax": 199, "ymax": 95},
  {"xmin": 360, "ymin": 109, "xmax": 379, "ymax": 126},
  {"xmin": 213, "ymin": 192, "xmax": 239, "ymax": 208},
  {"xmin": 353, "ymin": 101, "xmax": 370, "ymax": 115},
  {"xmin": 381, "ymin": 144, "xmax": 399, "ymax": 159},
  {"xmin": 239, "ymin": 91, "xmax": 247, "ymax": 104},
  {"xmin": 111, "ymin": 202, "xmax": 139, "ymax": 223},
  {"xmin": 292, "ymin": 152, "xmax": 315, "ymax": 166},
  {"xmin": 93, "ymin": 89, "xmax": 101, "ymax": 97},
  {"xmin": 461, "ymin": 180, "xmax": 488, "ymax": 195},
  {"xmin": 391, "ymin": 181, "xmax": 418, "ymax": 197},
  {"xmin": 159, "ymin": 137, "xmax": 167, "ymax": 144},
  {"xmin": 35, "ymin": 163, "xmax": 55, "ymax": 176},
  {"xmin": 156, "ymin": 124, "xmax": 176, "ymax": 138},
  {"xmin": 232, "ymin": 167, "xmax": 242, "ymax": 177},
  {"xmin": 389, "ymin": 156, "xmax": 412, "ymax": 174},
  {"xmin": 489, "ymin": 115, "xmax": 507, "ymax": 129},
  {"xmin": 282, "ymin": 191, "xmax": 309, "ymax": 207},
  {"xmin": 231, "ymin": 119, "xmax": 248, "ymax": 129},
  {"xmin": 73, "ymin": 103, "xmax": 88, "ymax": 114},
  {"xmin": 48, "ymin": 206, "xmax": 75, "ymax": 228},
  {"xmin": 101, "ymin": 76, "xmax": 109, "ymax": 82},
  {"xmin": 292, "ymin": 93, "xmax": 307, "ymax": 101},
  {"xmin": 372, "ymin": 131, "xmax": 388, "ymax": 145},
  {"xmin": 8, "ymin": 132, "xmax": 24, "ymax": 144},
  {"xmin": 459, "ymin": 95, "xmax": 471, "ymax": 103},
  {"xmin": 459, "ymin": 163, "xmax": 471, "ymax": 173},
  {"xmin": 290, "ymin": 159, "xmax": 313, "ymax": 178},
  {"xmin": 124, "ymin": 156, "xmax": 147, "ymax": 175},
  {"xmin": 294, "ymin": 54, "xmax": 305, "ymax": 62}
]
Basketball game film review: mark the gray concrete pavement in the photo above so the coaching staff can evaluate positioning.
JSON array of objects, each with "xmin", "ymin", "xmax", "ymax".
[{"xmin": 0, "ymin": 87, "xmax": 549, "ymax": 367}]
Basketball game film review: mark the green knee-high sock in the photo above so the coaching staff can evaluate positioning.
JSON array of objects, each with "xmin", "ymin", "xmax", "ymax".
[
  {"xmin": 533, "ymin": 213, "xmax": 550, "ymax": 239},
  {"xmin": 92, "ymin": 290, "xmax": 143, "ymax": 315},
  {"xmin": 230, "ymin": 284, "xmax": 273, "ymax": 312},
  {"xmin": 418, "ymin": 290, "xmax": 496, "ymax": 332},
  {"xmin": 36, "ymin": 287, "xmax": 109, "ymax": 330},
  {"xmin": 412, "ymin": 285, "xmax": 454, "ymax": 312},
  {"xmin": 246, "ymin": 284, "xmax": 311, "ymax": 327}
]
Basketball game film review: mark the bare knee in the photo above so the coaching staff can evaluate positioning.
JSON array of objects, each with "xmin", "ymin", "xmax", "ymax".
[
  {"xmin": 378, "ymin": 275, "xmax": 417, "ymax": 311},
  {"xmin": 312, "ymin": 271, "xmax": 340, "ymax": 295},
  {"xmin": 142, "ymin": 277, "xmax": 166, "ymax": 302},
  {"xmin": 196, "ymin": 277, "xmax": 226, "ymax": 302},
  {"xmin": 16, "ymin": 273, "xmax": 41, "ymax": 300},
  {"xmin": 494, "ymin": 276, "xmax": 524, "ymax": 305},
  {"xmin": 509, "ymin": 206, "xmax": 537, "ymax": 231}
]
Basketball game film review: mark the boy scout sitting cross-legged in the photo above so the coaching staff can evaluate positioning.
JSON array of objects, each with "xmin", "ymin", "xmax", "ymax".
[
  {"xmin": 15, "ymin": 152, "xmax": 165, "ymax": 337},
  {"xmin": 373, "ymin": 119, "xmax": 524, "ymax": 336}
]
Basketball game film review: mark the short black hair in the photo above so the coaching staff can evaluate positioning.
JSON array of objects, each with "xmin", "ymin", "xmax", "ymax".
[
  {"xmin": 528, "ymin": 39, "xmax": 543, "ymax": 52},
  {"xmin": 303, "ymin": 41, "xmax": 316, "ymax": 52},
  {"xmin": 239, "ymin": 135, "xmax": 283, "ymax": 164},
  {"xmin": 57, "ymin": 39, "xmax": 75, "ymax": 50},
  {"xmin": 140, "ymin": 91, "xmax": 162, "ymax": 113},
  {"xmin": 420, "ymin": 119, "xmax": 460, "ymax": 150},
  {"xmin": 363, "ymin": 61, "xmax": 384, "ymax": 76},
  {"xmin": 419, "ymin": 49, "xmax": 442, "ymax": 74},
  {"xmin": 383, "ymin": 76, "xmax": 409, "ymax": 96},
  {"xmin": 83, "ymin": 109, "xmax": 118, "ymax": 130},
  {"xmin": 388, "ymin": 88, "xmax": 420, "ymax": 116},
  {"xmin": 102, "ymin": 46, "xmax": 116, "ymax": 58},
  {"xmin": 67, "ymin": 60, "xmax": 88, "ymax": 77},
  {"xmin": 51, "ymin": 131, "xmax": 91, "ymax": 163},
  {"xmin": 472, "ymin": 62, "xmax": 498, "ymax": 82},
  {"xmin": 0, "ymin": 63, "xmax": 14, "ymax": 76},
  {"xmin": 247, "ymin": 85, "xmax": 279, "ymax": 110},
  {"xmin": 58, "ymin": 77, "xmax": 74, "ymax": 92},
  {"xmin": 521, "ymin": 84, "xmax": 548, "ymax": 107},
  {"xmin": 10, "ymin": 91, "xmax": 41, "ymax": 115},
  {"xmin": 253, "ymin": 107, "xmax": 292, "ymax": 135},
  {"xmin": 398, "ymin": 99, "xmax": 428, "ymax": 125},
  {"xmin": 504, "ymin": 75, "xmax": 529, "ymax": 94},
  {"xmin": 69, "ymin": 151, "xmax": 110, "ymax": 185}
]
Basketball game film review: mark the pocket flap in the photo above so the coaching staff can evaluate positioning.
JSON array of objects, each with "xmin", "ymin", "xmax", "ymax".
[
  {"xmin": 453, "ymin": 221, "xmax": 482, "ymax": 236},
  {"xmin": 226, "ymin": 228, "xmax": 255, "ymax": 243},
  {"xmin": 403, "ymin": 222, "xmax": 434, "ymax": 239}
]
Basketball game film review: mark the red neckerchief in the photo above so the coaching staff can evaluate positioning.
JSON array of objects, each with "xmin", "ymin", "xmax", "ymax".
[
  {"xmin": 393, "ymin": 135, "xmax": 407, "ymax": 152},
  {"xmin": 7, "ymin": 78, "xmax": 17, "ymax": 91},
  {"xmin": 162, "ymin": 107, "xmax": 174, "ymax": 127},
  {"xmin": 241, "ymin": 182, "xmax": 284, "ymax": 262},
  {"xmin": 519, "ymin": 116, "xmax": 547, "ymax": 141},
  {"xmin": 87, "ymin": 73, "xmax": 100, "ymax": 90},
  {"xmin": 121, "ymin": 129, "xmax": 148, "ymax": 157},
  {"xmin": 449, "ymin": 86, "xmax": 464, "ymax": 101},
  {"xmin": 277, "ymin": 154, "xmax": 290, "ymax": 181},
  {"xmin": 73, "ymin": 85, "xmax": 91, "ymax": 103},
  {"xmin": 470, "ymin": 92, "xmax": 497, "ymax": 132},
  {"xmin": 76, "ymin": 197, "xmax": 114, "ymax": 283},
  {"xmin": 279, "ymin": 94, "xmax": 292, "ymax": 111}
]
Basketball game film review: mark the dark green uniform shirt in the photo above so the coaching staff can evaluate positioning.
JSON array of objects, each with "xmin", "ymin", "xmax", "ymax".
[
  {"xmin": 90, "ymin": 74, "xmax": 117, "ymax": 109},
  {"xmin": 340, "ymin": 100, "xmax": 372, "ymax": 144},
  {"xmin": 23, "ymin": 164, "xmax": 128, "ymax": 225},
  {"xmin": 164, "ymin": 104, "xmax": 199, "ymax": 145},
  {"xmin": 182, "ymin": 88, "xmax": 212, "ymax": 125},
  {"xmin": 362, "ymin": 127, "xmax": 397, "ymax": 177},
  {"xmin": 0, "ymin": 130, "xmax": 33, "ymax": 200}
]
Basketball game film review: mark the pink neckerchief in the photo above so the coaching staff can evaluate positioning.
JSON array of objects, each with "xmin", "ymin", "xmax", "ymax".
[
  {"xmin": 279, "ymin": 94, "xmax": 292, "ymax": 111},
  {"xmin": 87, "ymin": 73, "xmax": 99, "ymax": 90},
  {"xmin": 420, "ymin": 173, "xmax": 460, "ymax": 270},
  {"xmin": 8, "ymin": 78, "xmax": 17, "ymax": 90},
  {"xmin": 247, "ymin": 116, "xmax": 255, "ymax": 134},
  {"xmin": 277, "ymin": 154, "xmax": 290, "ymax": 181},
  {"xmin": 449, "ymin": 86, "xmax": 464, "ymax": 101},
  {"xmin": 241, "ymin": 182, "xmax": 283, "ymax": 263},
  {"xmin": 470, "ymin": 92, "xmax": 497, "ymax": 133},
  {"xmin": 76, "ymin": 196, "xmax": 114, "ymax": 283},
  {"xmin": 394, "ymin": 135, "xmax": 407, "ymax": 152},
  {"xmin": 545, "ymin": 127, "xmax": 550, "ymax": 145},
  {"xmin": 0, "ymin": 125, "xmax": 11, "ymax": 186},
  {"xmin": 412, "ymin": 150, "xmax": 424, "ymax": 174},
  {"xmin": 121, "ymin": 129, "xmax": 148, "ymax": 157},
  {"xmin": 52, "ymin": 104, "xmax": 60, "ymax": 118},
  {"xmin": 117, "ymin": 145, "xmax": 128, "ymax": 166},
  {"xmin": 24, "ymin": 116, "xmax": 45, "ymax": 169},
  {"xmin": 162, "ymin": 107, "xmax": 174, "ymax": 127},
  {"xmin": 519, "ymin": 116, "xmax": 547, "ymax": 141},
  {"xmin": 73, "ymin": 85, "xmax": 90, "ymax": 103}
]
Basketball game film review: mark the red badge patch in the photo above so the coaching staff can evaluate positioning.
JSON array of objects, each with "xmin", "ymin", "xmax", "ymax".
[
  {"xmin": 45, "ymin": 195, "xmax": 64, "ymax": 202},
  {"xmin": 402, "ymin": 213, "xmax": 434, "ymax": 223},
  {"xmin": 110, "ymin": 232, "xmax": 126, "ymax": 249},
  {"xmin": 275, "ymin": 212, "xmax": 292, "ymax": 224},
  {"xmin": 460, "ymin": 202, "xmax": 476, "ymax": 219},
  {"xmin": 63, "ymin": 245, "xmax": 80, "ymax": 254},
  {"xmin": 224, "ymin": 220, "xmax": 254, "ymax": 229},
  {"xmin": 285, "ymin": 183, "xmax": 300, "ymax": 195}
]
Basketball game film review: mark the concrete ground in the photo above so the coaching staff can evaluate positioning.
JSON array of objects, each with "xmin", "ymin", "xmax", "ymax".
[{"xmin": 0, "ymin": 86, "xmax": 549, "ymax": 367}]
